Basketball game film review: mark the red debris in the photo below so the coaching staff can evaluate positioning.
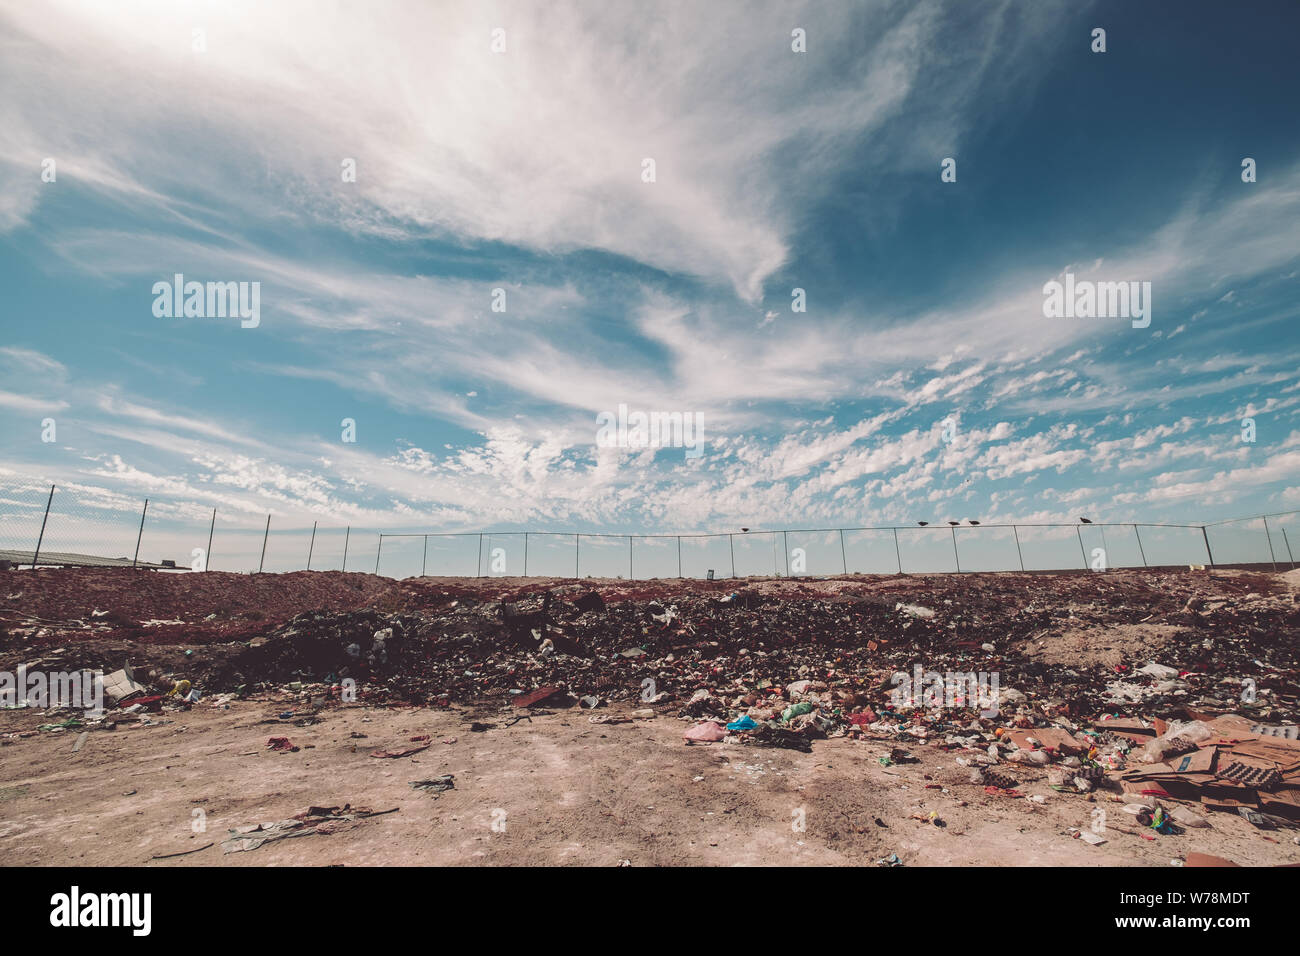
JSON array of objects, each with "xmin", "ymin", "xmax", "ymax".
[{"xmin": 513, "ymin": 686, "xmax": 566, "ymax": 708}]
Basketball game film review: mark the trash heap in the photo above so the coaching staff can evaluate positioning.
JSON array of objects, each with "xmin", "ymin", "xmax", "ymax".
[{"xmin": 6, "ymin": 569, "xmax": 1300, "ymax": 825}]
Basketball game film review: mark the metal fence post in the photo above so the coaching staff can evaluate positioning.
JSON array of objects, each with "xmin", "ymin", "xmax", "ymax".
[
  {"xmin": 628, "ymin": 535, "xmax": 634, "ymax": 580},
  {"xmin": 374, "ymin": 534, "xmax": 382, "ymax": 575},
  {"xmin": 575, "ymin": 533, "xmax": 579, "ymax": 578},
  {"xmin": 729, "ymin": 533, "xmax": 735, "ymax": 579},
  {"xmin": 839, "ymin": 529, "xmax": 847, "ymax": 575},
  {"xmin": 1283, "ymin": 528, "xmax": 1296, "ymax": 569},
  {"xmin": 307, "ymin": 521, "xmax": 317, "ymax": 571},
  {"xmin": 1076, "ymin": 525, "xmax": 1088, "ymax": 569},
  {"xmin": 342, "ymin": 526, "xmax": 350, "ymax": 571},
  {"xmin": 893, "ymin": 527, "xmax": 902, "ymax": 574},
  {"xmin": 677, "ymin": 535, "xmax": 682, "ymax": 578},
  {"xmin": 476, "ymin": 532, "xmax": 483, "ymax": 577},
  {"xmin": 258, "ymin": 515, "xmax": 271, "ymax": 573},
  {"xmin": 421, "ymin": 534, "xmax": 427, "ymax": 577},
  {"xmin": 783, "ymin": 530, "xmax": 789, "ymax": 577},
  {"xmin": 31, "ymin": 484, "xmax": 54, "ymax": 569},
  {"xmin": 951, "ymin": 525, "xmax": 961, "ymax": 573},
  {"xmin": 1134, "ymin": 524, "xmax": 1147, "ymax": 568},
  {"xmin": 1200, "ymin": 526, "xmax": 1215, "ymax": 568},
  {"xmin": 206, "ymin": 508, "xmax": 216, "ymax": 572},
  {"xmin": 132, "ymin": 498, "xmax": 149, "ymax": 568},
  {"xmin": 1013, "ymin": 524, "xmax": 1025, "ymax": 572},
  {"xmin": 524, "ymin": 532, "xmax": 529, "ymax": 577},
  {"xmin": 1263, "ymin": 517, "xmax": 1279, "ymax": 572}
]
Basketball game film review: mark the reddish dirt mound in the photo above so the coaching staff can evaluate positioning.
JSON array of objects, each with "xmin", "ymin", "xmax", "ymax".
[{"xmin": 0, "ymin": 568, "xmax": 393, "ymax": 646}]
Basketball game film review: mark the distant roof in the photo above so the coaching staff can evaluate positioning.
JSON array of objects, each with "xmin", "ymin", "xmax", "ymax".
[{"xmin": 0, "ymin": 549, "xmax": 177, "ymax": 570}]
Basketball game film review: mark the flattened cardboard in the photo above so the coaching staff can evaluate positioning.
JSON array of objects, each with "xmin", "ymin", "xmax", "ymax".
[{"xmin": 100, "ymin": 663, "xmax": 147, "ymax": 704}]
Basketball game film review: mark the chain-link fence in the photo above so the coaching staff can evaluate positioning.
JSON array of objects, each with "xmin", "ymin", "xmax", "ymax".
[
  {"xmin": 373, "ymin": 513, "xmax": 1300, "ymax": 580},
  {"xmin": 1205, "ymin": 512, "xmax": 1300, "ymax": 570},
  {"xmin": 0, "ymin": 479, "xmax": 379, "ymax": 574},
  {"xmin": 2, "ymin": 478, "xmax": 1296, "ymax": 579}
]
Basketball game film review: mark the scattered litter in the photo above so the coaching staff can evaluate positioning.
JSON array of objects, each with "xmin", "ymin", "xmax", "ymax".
[
  {"xmin": 683, "ymin": 721, "xmax": 727, "ymax": 743},
  {"xmin": 369, "ymin": 742, "xmax": 431, "ymax": 759},
  {"xmin": 409, "ymin": 775, "xmax": 455, "ymax": 795},
  {"xmin": 221, "ymin": 805, "xmax": 398, "ymax": 854},
  {"xmin": 150, "ymin": 842, "xmax": 214, "ymax": 860}
]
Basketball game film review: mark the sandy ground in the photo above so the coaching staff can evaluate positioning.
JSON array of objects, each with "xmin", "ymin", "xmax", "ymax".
[{"xmin": 3, "ymin": 696, "xmax": 1296, "ymax": 867}]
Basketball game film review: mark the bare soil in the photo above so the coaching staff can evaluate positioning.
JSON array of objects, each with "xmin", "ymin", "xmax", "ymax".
[{"xmin": 3, "ymin": 695, "xmax": 1295, "ymax": 867}]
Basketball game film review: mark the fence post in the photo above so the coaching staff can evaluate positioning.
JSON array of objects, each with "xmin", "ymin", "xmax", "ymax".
[
  {"xmin": 574, "ymin": 534, "xmax": 579, "ymax": 578},
  {"xmin": 729, "ymin": 533, "xmax": 735, "ymax": 579},
  {"xmin": 342, "ymin": 526, "xmax": 350, "ymax": 571},
  {"xmin": 951, "ymin": 525, "xmax": 961, "ymax": 573},
  {"xmin": 1013, "ymin": 524, "xmax": 1025, "ymax": 572},
  {"xmin": 677, "ymin": 535, "xmax": 682, "ymax": 578},
  {"xmin": 132, "ymin": 498, "xmax": 149, "ymax": 568},
  {"xmin": 374, "ymin": 534, "xmax": 382, "ymax": 575},
  {"xmin": 31, "ymin": 484, "xmax": 54, "ymax": 569},
  {"xmin": 1283, "ymin": 528, "xmax": 1296, "ymax": 569},
  {"xmin": 1262, "ymin": 517, "xmax": 1279, "ymax": 572},
  {"xmin": 524, "ymin": 532, "xmax": 529, "ymax": 577},
  {"xmin": 421, "ymin": 534, "xmax": 427, "ymax": 577},
  {"xmin": 258, "ymin": 515, "xmax": 271, "ymax": 573},
  {"xmin": 206, "ymin": 508, "xmax": 216, "ymax": 572},
  {"xmin": 1134, "ymin": 524, "xmax": 1147, "ymax": 567},
  {"xmin": 629, "ymin": 535, "xmax": 633, "ymax": 580},
  {"xmin": 839, "ymin": 529, "xmax": 847, "ymax": 575},
  {"xmin": 782, "ymin": 531, "xmax": 789, "ymax": 577},
  {"xmin": 307, "ymin": 521, "xmax": 317, "ymax": 571},
  {"xmin": 1200, "ymin": 526, "xmax": 1215, "ymax": 568},
  {"xmin": 1075, "ymin": 526, "xmax": 1088, "ymax": 569},
  {"xmin": 893, "ymin": 527, "xmax": 902, "ymax": 574},
  {"xmin": 477, "ymin": 532, "xmax": 483, "ymax": 577}
]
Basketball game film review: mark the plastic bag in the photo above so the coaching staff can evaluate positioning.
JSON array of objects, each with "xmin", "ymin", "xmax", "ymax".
[{"xmin": 1139, "ymin": 720, "xmax": 1214, "ymax": 763}]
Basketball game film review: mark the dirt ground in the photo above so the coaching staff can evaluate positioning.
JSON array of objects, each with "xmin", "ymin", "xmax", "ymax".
[
  {"xmin": 2, "ymin": 694, "xmax": 1296, "ymax": 867},
  {"xmin": 2, "ymin": 565, "xmax": 1299, "ymax": 866}
]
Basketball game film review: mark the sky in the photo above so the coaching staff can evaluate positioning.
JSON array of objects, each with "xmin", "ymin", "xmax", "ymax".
[{"xmin": 1, "ymin": 0, "xmax": 1299, "ymax": 577}]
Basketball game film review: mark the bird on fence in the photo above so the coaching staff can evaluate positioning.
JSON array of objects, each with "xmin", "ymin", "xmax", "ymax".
[
  {"xmin": 1079, "ymin": 517, "xmax": 1092, "ymax": 523},
  {"xmin": 917, "ymin": 521, "xmax": 929, "ymax": 527}
]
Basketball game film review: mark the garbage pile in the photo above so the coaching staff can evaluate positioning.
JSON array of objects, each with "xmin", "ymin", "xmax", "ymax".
[
  {"xmin": 5, "ymin": 570, "xmax": 1299, "ymax": 777},
  {"xmin": 195, "ymin": 574, "xmax": 1294, "ymax": 713}
]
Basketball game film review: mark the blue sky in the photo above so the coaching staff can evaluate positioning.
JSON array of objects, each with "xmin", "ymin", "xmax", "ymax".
[{"xmin": 1, "ymin": 0, "xmax": 1299, "ymax": 574}]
